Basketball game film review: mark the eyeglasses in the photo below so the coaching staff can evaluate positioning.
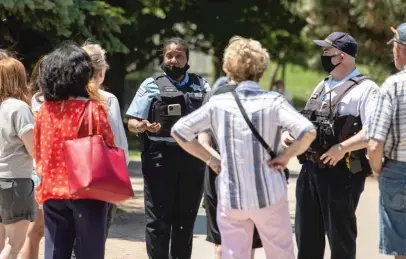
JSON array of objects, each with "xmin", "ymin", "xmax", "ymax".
[{"xmin": 387, "ymin": 37, "xmax": 406, "ymax": 46}]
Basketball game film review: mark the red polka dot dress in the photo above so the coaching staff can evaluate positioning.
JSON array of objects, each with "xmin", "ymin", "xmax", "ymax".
[{"xmin": 34, "ymin": 100, "xmax": 115, "ymax": 205}]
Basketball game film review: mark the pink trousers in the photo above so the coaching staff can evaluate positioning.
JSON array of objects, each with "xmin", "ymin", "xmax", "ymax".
[{"xmin": 217, "ymin": 194, "xmax": 294, "ymax": 259}]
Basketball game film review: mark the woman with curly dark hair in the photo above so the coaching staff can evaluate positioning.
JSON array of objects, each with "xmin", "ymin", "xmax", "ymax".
[{"xmin": 34, "ymin": 43, "xmax": 114, "ymax": 259}]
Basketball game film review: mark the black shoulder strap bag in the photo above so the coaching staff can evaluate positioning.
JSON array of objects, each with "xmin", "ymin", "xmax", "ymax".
[{"xmin": 231, "ymin": 91, "xmax": 289, "ymax": 181}]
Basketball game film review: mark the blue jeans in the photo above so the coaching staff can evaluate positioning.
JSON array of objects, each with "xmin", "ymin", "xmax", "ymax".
[{"xmin": 379, "ymin": 159, "xmax": 406, "ymax": 256}]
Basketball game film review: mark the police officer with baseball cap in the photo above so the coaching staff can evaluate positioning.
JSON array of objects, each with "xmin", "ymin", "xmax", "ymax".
[{"xmin": 281, "ymin": 32, "xmax": 379, "ymax": 259}]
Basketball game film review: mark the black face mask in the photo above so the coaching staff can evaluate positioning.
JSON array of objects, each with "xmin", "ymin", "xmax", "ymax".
[
  {"xmin": 161, "ymin": 63, "xmax": 190, "ymax": 80},
  {"xmin": 321, "ymin": 54, "xmax": 341, "ymax": 73}
]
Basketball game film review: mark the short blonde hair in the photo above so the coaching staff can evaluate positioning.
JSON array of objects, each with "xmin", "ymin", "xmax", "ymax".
[
  {"xmin": 0, "ymin": 50, "xmax": 8, "ymax": 60},
  {"xmin": 82, "ymin": 41, "xmax": 109, "ymax": 71},
  {"xmin": 223, "ymin": 36, "xmax": 269, "ymax": 82}
]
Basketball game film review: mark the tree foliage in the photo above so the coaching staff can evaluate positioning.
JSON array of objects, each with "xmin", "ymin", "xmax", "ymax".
[
  {"xmin": 0, "ymin": 0, "xmax": 129, "ymax": 67},
  {"xmin": 0, "ymin": 0, "xmax": 307, "ymax": 104},
  {"xmin": 294, "ymin": 0, "xmax": 406, "ymax": 78},
  {"xmin": 180, "ymin": 0, "xmax": 305, "ymax": 78}
]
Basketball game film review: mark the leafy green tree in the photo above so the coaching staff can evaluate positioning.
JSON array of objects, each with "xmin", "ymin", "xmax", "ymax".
[
  {"xmin": 180, "ymin": 0, "xmax": 306, "ymax": 79},
  {"xmin": 0, "ymin": 0, "xmax": 129, "ymax": 68},
  {"xmin": 294, "ymin": 0, "xmax": 406, "ymax": 80}
]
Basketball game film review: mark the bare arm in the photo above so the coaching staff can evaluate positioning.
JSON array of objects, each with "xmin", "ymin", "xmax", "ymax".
[
  {"xmin": 367, "ymin": 139, "xmax": 384, "ymax": 175},
  {"xmin": 128, "ymin": 118, "xmax": 143, "ymax": 133},
  {"xmin": 198, "ymin": 132, "xmax": 221, "ymax": 160},
  {"xmin": 320, "ymin": 129, "xmax": 369, "ymax": 165},
  {"xmin": 269, "ymin": 130, "xmax": 316, "ymax": 169},
  {"xmin": 173, "ymin": 132, "xmax": 221, "ymax": 173},
  {"xmin": 21, "ymin": 129, "xmax": 34, "ymax": 158},
  {"xmin": 340, "ymin": 129, "xmax": 368, "ymax": 153},
  {"xmin": 128, "ymin": 118, "xmax": 161, "ymax": 133},
  {"xmin": 284, "ymin": 130, "xmax": 316, "ymax": 157}
]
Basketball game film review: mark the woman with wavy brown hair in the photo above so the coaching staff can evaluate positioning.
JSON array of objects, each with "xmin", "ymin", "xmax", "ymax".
[{"xmin": 0, "ymin": 56, "xmax": 35, "ymax": 259}]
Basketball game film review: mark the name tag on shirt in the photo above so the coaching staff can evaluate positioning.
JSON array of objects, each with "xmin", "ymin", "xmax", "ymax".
[{"xmin": 164, "ymin": 86, "xmax": 177, "ymax": 92}]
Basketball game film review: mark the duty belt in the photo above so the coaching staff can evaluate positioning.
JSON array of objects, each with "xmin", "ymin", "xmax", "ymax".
[{"xmin": 304, "ymin": 152, "xmax": 346, "ymax": 169}]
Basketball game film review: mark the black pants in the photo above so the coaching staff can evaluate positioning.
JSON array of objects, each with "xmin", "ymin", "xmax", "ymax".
[
  {"xmin": 295, "ymin": 161, "xmax": 366, "ymax": 259},
  {"xmin": 44, "ymin": 199, "xmax": 108, "ymax": 259},
  {"xmin": 142, "ymin": 142, "xmax": 205, "ymax": 259},
  {"xmin": 71, "ymin": 203, "xmax": 115, "ymax": 259},
  {"xmin": 203, "ymin": 167, "xmax": 263, "ymax": 248}
]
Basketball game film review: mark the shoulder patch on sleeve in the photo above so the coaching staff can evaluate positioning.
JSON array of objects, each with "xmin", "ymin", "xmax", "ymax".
[
  {"xmin": 137, "ymin": 86, "xmax": 147, "ymax": 97},
  {"xmin": 136, "ymin": 77, "xmax": 156, "ymax": 97},
  {"xmin": 370, "ymin": 88, "xmax": 378, "ymax": 100}
]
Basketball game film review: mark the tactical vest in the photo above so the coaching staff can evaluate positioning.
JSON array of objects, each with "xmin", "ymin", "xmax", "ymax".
[
  {"xmin": 148, "ymin": 73, "xmax": 206, "ymax": 138},
  {"xmin": 298, "ymin": 74, "xmax": 371, "ymax": 174}
]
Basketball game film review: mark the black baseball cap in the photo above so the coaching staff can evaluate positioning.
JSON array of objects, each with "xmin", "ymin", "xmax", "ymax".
[
  {"xmin": 314, "ymin": 32, "xmax": 358, "ymax": 57},
  {"xmin": 388, "ymin": 23, "xmax": 406, "ymax": 45}
]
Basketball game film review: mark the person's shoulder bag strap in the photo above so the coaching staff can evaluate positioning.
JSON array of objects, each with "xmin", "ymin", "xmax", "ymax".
[{"xmin": 231, "ymin": 91, "xmax": 276, "ymax": 158}]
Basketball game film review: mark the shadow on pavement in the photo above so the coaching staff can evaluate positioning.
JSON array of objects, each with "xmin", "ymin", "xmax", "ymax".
[
  {"xmin": 193, "ymin": 215, "xmax": 207, "ymax": 236},
  {"xmin": 108, "ymin": 208, "xmax": 146, "ymax": 242},
  {"xmin": 128, "ymin": 161, "xmax": 142, "ymax": 177}
]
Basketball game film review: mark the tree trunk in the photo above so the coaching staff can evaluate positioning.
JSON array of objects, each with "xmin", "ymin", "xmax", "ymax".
[
  {"xmin": 212, "ymin": 43, "xmax": 224, "ymax": 81},
  {"xmin": 104, "ymin": 53, "xmax": 126, "ymax": 110},
  {"xmin": 269, "ymin": 61, "xmax": 281, "ymax": 90},
  {"xmin": 281, "ymin": 62, "xmax": 287, "ymax": 82}
]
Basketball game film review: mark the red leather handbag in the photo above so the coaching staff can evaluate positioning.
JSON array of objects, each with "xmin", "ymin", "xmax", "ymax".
[{"xmin": 64, "ymin": 101, "xmax": 134, "ymax": 204}]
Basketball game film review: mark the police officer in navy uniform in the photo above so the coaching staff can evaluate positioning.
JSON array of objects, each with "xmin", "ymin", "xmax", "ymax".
[
  {"xmin": 126, "ymin": 38, "xmax": 210, "ymax": 259},
  {"xmin": 281, "ymin": 32, "xmax": 379, "ymax": 259}
]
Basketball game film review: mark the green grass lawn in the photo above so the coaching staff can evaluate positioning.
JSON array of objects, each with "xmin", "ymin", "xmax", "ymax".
[
  {"xmin": 259, "ymin": 62, "xmax": 325, "ymax": 108},
  {"xmin": 129, "ymin": 150, "xmax": 141, "ymax": 161}
]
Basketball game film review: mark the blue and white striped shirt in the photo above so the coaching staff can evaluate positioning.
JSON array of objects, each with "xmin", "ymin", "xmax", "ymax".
[{"xmin": 172, "ymin": 81, "xmax": 315, "ymax": 210}]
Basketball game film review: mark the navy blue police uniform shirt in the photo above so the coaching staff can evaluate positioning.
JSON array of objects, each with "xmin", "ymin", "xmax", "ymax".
[{"xmin": 126, "ymin": 72, "xmax": 211, "ymax": 142}]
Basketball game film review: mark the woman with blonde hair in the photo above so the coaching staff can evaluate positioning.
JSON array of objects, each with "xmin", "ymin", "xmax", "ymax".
[
  {"xmin": 81, "ymin": 42, "xmax": 128, "ymax": 164},
  {"xmin": 0, "ymin": 57, "xmax": 35, "ymax": 259},
  {"xmin": 81, "ymin": 42, "xmax": 129, "ymax": 236},
  {"xmin": 171, "ymin": 36, "xmax": 316, "ymax": 259},
  {"xmin": 34, "ymin": 43, "xmax": 114, "ymax": 259}
]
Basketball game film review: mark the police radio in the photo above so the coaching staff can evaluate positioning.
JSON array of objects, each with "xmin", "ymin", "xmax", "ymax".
[{"xmin": 315, "ymin": 91, "xmax": 337, "ymax": 151}]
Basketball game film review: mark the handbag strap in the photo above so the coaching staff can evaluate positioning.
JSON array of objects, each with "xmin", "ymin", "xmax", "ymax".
[
  {"xmin": 76, "ymin": 100, "xmax": 93, "ymax": 136},
  {"xmin": 231, "ymin": 91, "xmax": 276, "ymax": 158}
]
